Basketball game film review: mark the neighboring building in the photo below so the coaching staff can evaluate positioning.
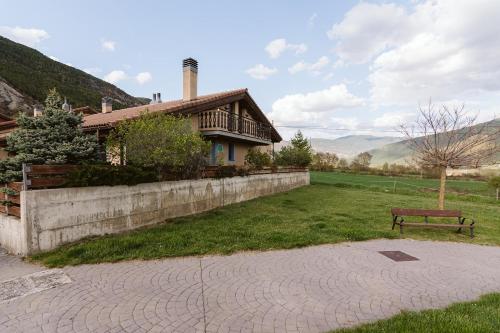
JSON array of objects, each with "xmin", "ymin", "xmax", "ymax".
[{"xmin": 83, "ymin": 58, "xmax": 281, "ymax": 165}]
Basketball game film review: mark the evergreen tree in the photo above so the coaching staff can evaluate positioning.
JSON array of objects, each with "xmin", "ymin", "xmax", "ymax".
[
  {"xmin": 0, "ymin": 88, "xmax": 99, "ymax": 183},
  {"xmin": 275, "ymin": 131, "xmax": 313, "ymax": 167}
]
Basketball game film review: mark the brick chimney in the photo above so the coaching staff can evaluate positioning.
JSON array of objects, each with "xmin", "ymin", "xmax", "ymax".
[
  {"xmin": 101, "ymin": 97, "xmax": 112, "ymax": 113},
  {"xmin": 183, "ymin": 58, "xmax": 198, "ymax": 101}
]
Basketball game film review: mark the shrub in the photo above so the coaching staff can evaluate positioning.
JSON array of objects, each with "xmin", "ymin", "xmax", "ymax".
[
  {"xmin": 311, "ymin": 152, "xmax": 339, "ymax": 171},
  {"xmin": 65, "ymin": 164, "xmax": 157, "ymax": 187},
  {"xmin": 245, "ymin": 148, "xmax": 271, "ymax": 169},
  {"xmin": 107, "ymin": 112, "xmax": 210, "ymax": 180},
  {"xmin": 275, "ymin": 131, "xmax": 312, "ymax": 167},
  {"xmin": 489, "ymin": 176, "xmax": 500, "ymax": 190}
]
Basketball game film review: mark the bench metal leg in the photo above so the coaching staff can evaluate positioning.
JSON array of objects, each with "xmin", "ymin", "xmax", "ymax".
[
  {"xmin": 457, "ymin": 217, "xmax": 466, "ymax": 233},
  {"xmin": 392, "ymin": 215, "xmax": 398, "ymax": 230},
  {"xmin": 399, "ymin": 218, "xmax": 404, "ymax": 237}
]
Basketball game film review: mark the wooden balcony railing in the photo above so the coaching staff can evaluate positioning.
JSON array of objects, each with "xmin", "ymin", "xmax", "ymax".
[{"xmin": 198, "ymin": 110, "xmax": 272, "ymax": 142}]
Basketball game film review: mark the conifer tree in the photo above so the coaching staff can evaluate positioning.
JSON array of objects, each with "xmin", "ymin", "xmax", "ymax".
[{"xmin": 0, "ymin": 88, "xmax": 99, "ymax": 183}]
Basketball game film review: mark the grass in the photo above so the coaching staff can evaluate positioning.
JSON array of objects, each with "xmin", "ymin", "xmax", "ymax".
[
  {"xmin": 312, "ymin": 171, "xmax": 496, "ymax": 201},
  {"xmin": 333, "ymin": 293, "xmax": 500, "ymax": 333},
  {"xmin": 30, "ymin": 171, "xmax": 500, "ymax": 267}
]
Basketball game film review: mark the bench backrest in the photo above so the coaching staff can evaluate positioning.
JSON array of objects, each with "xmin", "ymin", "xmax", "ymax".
[{"xmin": 391, "ymin": 208, "xmax": 461, "ymax": 218}]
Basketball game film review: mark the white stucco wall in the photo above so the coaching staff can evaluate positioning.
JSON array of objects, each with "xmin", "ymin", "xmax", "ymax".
[{"xmin": 0, "ymin": 172, "xmax": 309, "ymax": 255}]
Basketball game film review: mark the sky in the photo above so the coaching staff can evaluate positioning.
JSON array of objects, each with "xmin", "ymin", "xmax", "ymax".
[{"xmin": 1, "ymin": 0, "xmax": 499, "ymax": 139}]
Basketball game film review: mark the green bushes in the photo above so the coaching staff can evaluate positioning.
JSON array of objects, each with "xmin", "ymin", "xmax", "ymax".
[
  {"xmin": 65, "ymin": 164, "xmax": 157, "ymax": 187},
  {"xmin": 245, "ymin": 148, "xmax": 272, "ymax": 169},
  {"xmin": 310, "ymin": 152, "xmax": 339, "ymax": 171},
  {"xmin": 106, "ymin": 112, "xmax": 210, "ymax": 180},
  {"xmin": 213, "ymin": 165, "xmax": 249, "ymax": 178}
]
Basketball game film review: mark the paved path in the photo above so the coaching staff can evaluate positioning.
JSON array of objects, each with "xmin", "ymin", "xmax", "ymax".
[{"xmin": 1, "ymin": 239, "xmax": 500, "ymax": 333}]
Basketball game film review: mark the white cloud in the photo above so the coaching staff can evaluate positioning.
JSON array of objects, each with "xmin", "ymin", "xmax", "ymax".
[
  {"xmin": 322, "ymin": 73, "xmax": 334, "ymax": 81},
  {"xmin": 308, "ymin": 13, "xmax": 318, "ymax": 27},
  {"xmin": 327, "ymin": 3, "xmax": 410, "ymax": 64},
  {"xmin": 268, "ymin": 84, "xmax": 364, "ymax": 126},
  {"xmin": 330, "ymin": 0, "xmax": 500, "ymax": 107},
  {"xmin": 265, "ymin": 38, "xmax": 307, "ymax": 59},
  {"xmin": 0, "ymin": 26, "xmax": 49, "ymax": 47},
  {"xmin": 245, "ymin": 64, "xmax": 278, "ymax": 80},
  {"xmin": 136, "ymin": 72, "xmax": 152, "ymax": 85},
  {"xmin": 101, "ymin": 39, "xmax": 116, "ymax": 51},
  {"xmin": 103, "ymin": 70, "xmax": 127, "ymax": 84},
  {"xmin": 288, "ymin": 56, "xmax": 330, "ymax": 75},
  {"xmin": 373, "ymin": 112, "xmax": 415, "ymax": 128}
]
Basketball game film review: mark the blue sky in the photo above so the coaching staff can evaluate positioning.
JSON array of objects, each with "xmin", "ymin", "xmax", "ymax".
[{"xmin": 1, "ymin": 0, "xmax": 499, "ymax": 139}]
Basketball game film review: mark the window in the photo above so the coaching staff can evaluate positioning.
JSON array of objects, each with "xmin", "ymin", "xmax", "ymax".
[
  {"xmin": 228, "ymin": 143, "xmax": 235, "ymax": 161},
  {"xmin": 210, "ymin": 143, "xmax": 217, "ymax": 165}
]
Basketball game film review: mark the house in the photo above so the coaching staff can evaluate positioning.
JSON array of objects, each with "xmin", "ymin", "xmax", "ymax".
[{"xmin": 83, "ymin": 58, "xmax": 282, "ymax": 165}]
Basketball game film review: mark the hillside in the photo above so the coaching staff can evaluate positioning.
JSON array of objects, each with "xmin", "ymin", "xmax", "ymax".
[
  {"xmin": 0, "ymin": 36, "xmax": 147, "ymax": 117},
  {"xmin": 275, "ymin": 135, "xmax": 401, "ymax": 158},
  {"xmin": 369, "ymin": 118, "xmax": 500, "ymax": 166}
]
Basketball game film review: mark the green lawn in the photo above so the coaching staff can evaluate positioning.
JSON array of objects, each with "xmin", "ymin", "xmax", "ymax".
[
  {"xmin": 333, "ymin": 293, "xmax": 500, "ymax": 333},
  {"xmin": 31, "ymin": 171, "xmax": 500, "ymax": 267},
  {"xmin": 312, "ymin": 171, "xmax": 496, "ymax": 201}
]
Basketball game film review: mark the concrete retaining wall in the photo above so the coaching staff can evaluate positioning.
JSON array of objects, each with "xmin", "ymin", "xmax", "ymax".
[{"xmin": 0, "ymin": 172, "xmax": 309, "ymax": 255}]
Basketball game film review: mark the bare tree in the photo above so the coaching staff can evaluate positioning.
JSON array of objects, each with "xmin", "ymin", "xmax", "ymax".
[{"xmin": 400, "ymin": 102, "xmax": 499, "ymax": 209}]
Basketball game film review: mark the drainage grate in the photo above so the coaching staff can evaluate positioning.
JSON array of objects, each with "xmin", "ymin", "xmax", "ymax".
[
  {"xmin": 0, "ymin": 270, "xmax": 71, "ymax": 304},
  {"xmin": 378, "ymin": 251, "xmax": 419, "ymax": 262}
]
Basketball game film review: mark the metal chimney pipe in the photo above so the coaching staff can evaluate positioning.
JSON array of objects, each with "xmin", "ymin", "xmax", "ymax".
[{"xmin": 157, "ymin": 92, "xmax": 162, "ymax": 103}]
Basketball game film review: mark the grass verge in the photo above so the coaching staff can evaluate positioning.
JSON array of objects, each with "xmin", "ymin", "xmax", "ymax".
[{"xmin": 333, "ymin": 293, "xmax": 500, "ymax": 333}]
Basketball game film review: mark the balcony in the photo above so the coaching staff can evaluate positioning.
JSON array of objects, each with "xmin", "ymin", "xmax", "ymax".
[{"xmin": 198, "ymin": 109, "xmax": 272, "ymax": 144}]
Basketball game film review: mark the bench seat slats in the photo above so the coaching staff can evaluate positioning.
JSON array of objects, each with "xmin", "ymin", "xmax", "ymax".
[
  {"xmin": 394, "ymin": 222, "xmax": 473, "ymax": 228},
  {"xmin": 391, "ymin": 208, "xmax": 461, "ymax": 218}
]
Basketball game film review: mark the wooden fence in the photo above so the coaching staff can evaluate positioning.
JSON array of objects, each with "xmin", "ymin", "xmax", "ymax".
[
  {"xmin": 0, "ymin": 164, "xmax": 308, "ymax": 218},
  {"xmin": 0, "ymin": 164, "xmax": 77, "ymax": 218}
]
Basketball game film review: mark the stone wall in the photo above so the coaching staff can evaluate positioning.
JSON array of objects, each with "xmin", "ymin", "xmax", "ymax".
[{"xmin": 0, "ymin": 172, "xmax": 309, "ymax": 255}]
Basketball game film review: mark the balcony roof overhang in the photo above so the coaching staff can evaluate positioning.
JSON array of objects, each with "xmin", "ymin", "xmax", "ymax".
[{"xmin": 201, "ymin": 130, "xmax": 272, "ymax": 145}]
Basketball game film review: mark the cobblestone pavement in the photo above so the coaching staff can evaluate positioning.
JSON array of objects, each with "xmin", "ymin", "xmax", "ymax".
[{"xmin": 1, "ymin": 239, "xmax": 499, "ymax": 333}]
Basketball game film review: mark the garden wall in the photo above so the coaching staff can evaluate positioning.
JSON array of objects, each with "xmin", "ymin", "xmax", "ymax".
[{"xmin": 0, "ymin": 171, "xmax": 309, "ymax": 255}]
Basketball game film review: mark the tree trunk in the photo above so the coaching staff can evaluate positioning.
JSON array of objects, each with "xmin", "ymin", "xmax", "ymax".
[{"xmin": 438, "ymin": 167, "xmax": 447, "ymax": 209}]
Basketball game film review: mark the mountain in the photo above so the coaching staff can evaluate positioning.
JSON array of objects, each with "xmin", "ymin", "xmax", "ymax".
[
  {"xmin": 0, "ymin": 36, "xmax": 147, "ymax": 117},
  {"xmin": 275, "ymin": 135, "xmax": 402, "ymax": 158},
  {"xmin": 369, "ymin": 119, "xmax": 500, "ymax": 166}
]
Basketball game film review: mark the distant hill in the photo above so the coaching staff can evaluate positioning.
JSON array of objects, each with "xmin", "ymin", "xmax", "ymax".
[
  {"xmin": 0, "ymin": 36, "xmax": 147, "ymax": 117},
  {"xmin": 369, "ymin": 118, "xmax": 500, "ymax": 166},
  {"xmin": 275, "ymin": 135, "xmax": 402, "ymax": 158}
]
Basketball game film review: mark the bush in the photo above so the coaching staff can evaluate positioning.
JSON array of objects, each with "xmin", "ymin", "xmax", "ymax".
[
  {"xmin": 489, "ymin": 176, "xmax": 500, "ymax": 189},
  {"xmin": 245, "ymin": 148, "xmax": 271, "ymax": 169},
  {"xmin": 107, "ymin": 112, "xmax": 210, "ymax": 180},
  {"xmin": 310, "ymin": 152, "xmax": 339, "ymax": 171},
  {"xmin": 213, "ymin": 165, "xmax": 249, "ymax": 178},
  {"xmin": 275, "ymin": 131, "xmax": 312, "ymax": 167},
  {"xmin": 65, "ymin": 164, "xmax": 157, "ymax": 187}
]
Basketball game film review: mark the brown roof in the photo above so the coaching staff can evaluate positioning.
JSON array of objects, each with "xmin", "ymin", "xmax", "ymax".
[
  {"xmin": 84, "ymin": 89, "xmax": 247, "ymax": 128},
  {"xmin": 83, "ymin": 88, "xmax": 282, "ymax": 142}
]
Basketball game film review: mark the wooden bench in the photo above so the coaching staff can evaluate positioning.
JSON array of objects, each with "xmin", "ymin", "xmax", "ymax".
[{"xmin": 391, "ymin": 208, "xmax": 475, "ymax": 238}]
